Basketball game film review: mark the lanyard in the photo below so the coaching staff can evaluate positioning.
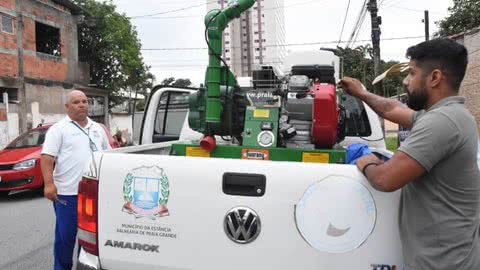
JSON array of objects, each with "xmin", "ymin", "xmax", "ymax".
[{"xmin": 71, "ymin": 121, "xmax": 98, "ymax": 152}]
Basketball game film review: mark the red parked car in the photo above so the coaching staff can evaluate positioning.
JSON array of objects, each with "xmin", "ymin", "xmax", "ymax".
[{"xmin": 0, "ymin": 123, "xmax": 117, "ymax": 197}]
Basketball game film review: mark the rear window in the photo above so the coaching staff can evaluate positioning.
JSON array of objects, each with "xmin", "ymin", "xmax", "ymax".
[
  {"xmin": 6, "ymin": 128, "xmax": 48, "ymax": 149},
  {"xmin": 154, "ymin": 91, "xmax": 190, "ymax": 136},
  {"xmin": 343, "ymin": 94, "xmax": 372, "ymax": 137}
]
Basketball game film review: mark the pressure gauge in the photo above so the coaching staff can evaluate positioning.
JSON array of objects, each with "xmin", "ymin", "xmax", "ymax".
[{"xmin": 257, "ymin": 131, "xmax": 275, "ymax": 147}]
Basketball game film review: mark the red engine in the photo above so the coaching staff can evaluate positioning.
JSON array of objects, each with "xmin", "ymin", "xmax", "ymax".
[{"xmin": 309, "ymin": 82, "xmax": 339, "ymax": 148}]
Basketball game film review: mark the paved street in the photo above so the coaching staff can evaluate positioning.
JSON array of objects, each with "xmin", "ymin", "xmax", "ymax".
[{"xmin": 0, "ymin": 191, "xmax": 55, "ymax": 270}]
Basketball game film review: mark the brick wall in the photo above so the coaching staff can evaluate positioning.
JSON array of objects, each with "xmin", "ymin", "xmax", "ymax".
[
  {"xmin": 0, "ymin": 30, "xmax": 17, "ymax": 50},
  {"xmin": 0, "ymin": 53, "xmax": 18, "ymax": 77},
  {"xmin": 0, "ymin": 0, "xmax": 16, "ymax": 10},
  {"xmin": 0, "ymin": 0, "xmax": 76, "ymax": 81},
  {"xmin": 458, "ymin": 29, "xmax": 480, "ymax": 132},
  {"xmin": 24, "ymin": 54, "xmax": 67, "ymax": 81},
  {"xmin": 22, "ymin": 17, "xmax": 35, "ymax": 51}
]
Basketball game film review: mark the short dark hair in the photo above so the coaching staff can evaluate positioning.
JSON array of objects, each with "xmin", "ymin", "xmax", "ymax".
[{"xmin": 406, "ymin": 38, "xmax": 468, "ymax": 91}]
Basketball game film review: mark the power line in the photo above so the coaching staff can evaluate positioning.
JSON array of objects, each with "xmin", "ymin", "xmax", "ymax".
[
  {"xmin": 130, "ymin": 0, "xmax": 217, "ymax": 19},
  {"xmin": 338, "ymin": 0, "xmax": 352, "ymax": 46},
  {"xmin": 149, "ymin": 62, "xmax": 283, "ymax": 68},
  {"xmin": 132, "ymin": 15, "xmax": 200, "ymax": 20},
  {"xmin": 382, "ymin": 4, "xmax": 448, "ymax": 16},
  {"xmin": 347, "ymin": 0, "xmax": 368, "ymax": 48},
  {"xmin": 116, "ymin": 0, "xmax": 205, "ymax": 4},
  {"xmin": 141, "ymin": 35, "xmax": 426, "ymax": 51},
  {"xmin": 131, "ymin": 0, "xmax": 324, "ymax": 20}
]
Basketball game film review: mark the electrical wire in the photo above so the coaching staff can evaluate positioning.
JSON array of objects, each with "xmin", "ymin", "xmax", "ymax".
[
  {"xmin": 130, "ymin": 0, "xmax": 324, "ymax": 20},
  {"xmin": 338, "ymin": 0, "xmax": 352, "ymax": 46},
  {"xmin": 360, "ymin": 135, "xmax": 386, "ymax": 142},
  {"xmin": 381, "ymin": 4, "xmax": 448, "ymax": 16},
  {"xmin": 141, "ymin": 35, "xmax": 426, "ymax": 51},
  {"xmin": 130, "ymin": 0, "xmax": 217, "ymax": 19},
  {"xmin": 346, "ymin": 0, "xmax": 368, "ymax": 48}
]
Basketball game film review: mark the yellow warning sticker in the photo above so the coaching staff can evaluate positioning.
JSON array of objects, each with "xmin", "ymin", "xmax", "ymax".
[
  {"xmin": 302, "ymin": 153, "xmax": 330, "ymax": 163},
  {"xmin": 253, "ymin": 109, "xmax": 270, "ymax": 118},
  {"xmin": 186, "ymin": 147, "xmax": 211, "ymax": 157}
]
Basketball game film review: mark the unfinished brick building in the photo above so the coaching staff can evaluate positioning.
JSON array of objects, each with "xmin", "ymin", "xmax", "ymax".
[
  {"xmin": 453, "ymin": 28, "xmax": 480, "ymax": 132},
  {"xmin": 0, "ymin": 0, "xmax": 108, "ymax": 138}
]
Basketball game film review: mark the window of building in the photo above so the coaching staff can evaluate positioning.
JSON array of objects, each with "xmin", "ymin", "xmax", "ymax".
[
  {"xmin": 0, "ymin": 13, "xmax": 14, "ymax": 34},
  {"xmin": 35, "ymin": 22, "xmax": 61, "ymax": 56},
  {"xmin": 0, "ymin": 87, "xmax": 18, "ymax": 103}
]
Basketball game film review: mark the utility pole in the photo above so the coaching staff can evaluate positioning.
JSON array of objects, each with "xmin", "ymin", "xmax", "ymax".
[
  {"xmin": 367, "ymin": 0, "xmax": 385, "ymax": 134},
  {"xmin": 423, "ymin": 10, "xmax": 430, "ymax": 41},
  {"xmin": 16, "ymin": 0, "xmax": 29, "ymax": 133},
  {"xmin": 367, "ymin": 0, "xmax": 382, "ymax": 95}
]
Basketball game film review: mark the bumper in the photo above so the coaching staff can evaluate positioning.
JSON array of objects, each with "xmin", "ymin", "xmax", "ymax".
[
  {"xmin": 77, "ymin": 247, "xmax": 101, "ymax": 270},
  {"xmin": 0, "ymin": 176, "xmax": 34, "ymax": 189},
  {"xmin": 0, "ymin": 166, "xmax": 42, "ymax": 191}
]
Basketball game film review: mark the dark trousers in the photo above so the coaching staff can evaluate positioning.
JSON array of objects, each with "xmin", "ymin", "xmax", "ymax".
[{"xmin": 53, "ymin": 195, "xmax": 78, "ymax": 270}]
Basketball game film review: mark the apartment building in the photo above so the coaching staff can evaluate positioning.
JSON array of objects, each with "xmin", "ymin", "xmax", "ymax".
[{"xmin": 206, "ymin": 0, "xmax": 286, "ymax": 76}]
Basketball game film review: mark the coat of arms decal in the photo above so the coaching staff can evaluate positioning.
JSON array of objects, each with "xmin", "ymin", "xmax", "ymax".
[{"xmin": 122, "ymin": 165, "xmax": 170, "ymax": 219}]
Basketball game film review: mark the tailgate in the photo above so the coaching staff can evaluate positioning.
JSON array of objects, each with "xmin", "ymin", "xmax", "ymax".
[{"xmin": 98, "ymin": 154, "xmax": 402, "ymax": 270}]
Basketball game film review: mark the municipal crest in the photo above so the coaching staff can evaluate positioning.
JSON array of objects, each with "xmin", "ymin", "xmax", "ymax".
[{"xmin": 122, "ymin": 166, "xmax": 170, "ymax": 219}]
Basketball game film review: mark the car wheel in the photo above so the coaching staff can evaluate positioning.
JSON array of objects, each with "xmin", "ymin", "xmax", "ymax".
[{"xmin": 0, "ymin": 191, "xmax": 10, "ymax": 197}]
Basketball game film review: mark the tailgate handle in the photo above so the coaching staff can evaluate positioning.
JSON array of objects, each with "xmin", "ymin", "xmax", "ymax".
[{"xmin": 223, "ymin": 173, "xmax": 266, "ymax": 197}]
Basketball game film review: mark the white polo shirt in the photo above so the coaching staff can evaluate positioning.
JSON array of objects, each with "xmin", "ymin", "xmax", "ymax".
[{"xmin": 42, "ymin": 116, "xmax": 110, "ymax": 195}]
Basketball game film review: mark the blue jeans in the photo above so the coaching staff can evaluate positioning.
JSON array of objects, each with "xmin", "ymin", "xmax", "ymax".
[{"xmin": 53, "ymin": 195, "xmax": 78, "ymax": 270}]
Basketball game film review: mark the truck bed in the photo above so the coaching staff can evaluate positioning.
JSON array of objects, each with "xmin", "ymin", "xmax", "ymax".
[{"xmin": 94, "ymin": 145, "xmax": 403, "ymax": 270}]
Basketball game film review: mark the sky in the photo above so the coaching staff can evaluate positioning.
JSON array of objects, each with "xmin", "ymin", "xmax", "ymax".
[{"xmin": 111, "ymin": 0, "xmax": 454, "ymax": 86}]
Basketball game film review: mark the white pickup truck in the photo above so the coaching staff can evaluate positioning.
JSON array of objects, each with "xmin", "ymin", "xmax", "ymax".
[{"xmin": 76, "ymin": 84, "xmax": 403, "ymax": 270}]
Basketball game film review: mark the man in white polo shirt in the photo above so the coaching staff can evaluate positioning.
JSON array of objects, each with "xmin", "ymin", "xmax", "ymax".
[{"xmin": 41, "ymin": 90, "xmax": 110, "ymax": 270}]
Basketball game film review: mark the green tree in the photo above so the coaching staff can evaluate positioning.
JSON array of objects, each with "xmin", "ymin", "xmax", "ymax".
[
  {"xmin": 382, "ymin": 60, "xmax": 405, "ymax": 98},
  {"xmin": 135, "ymin": 99, "xmax": 145, "ymax": 111},
  {"xmin": 74, "ymin": 0, "xmax": 154, "ymax": 107},
  {"xmin": 437, "ymin": 0, "xmax": 480, "ymax": 36},
  {"xmin": 161, "ymin": 77, "xmax": 176, "ymax": 86},
  {"xmin": 161, "ymin": 77, "xmax": 192, "ymax": 87},
  {"xmin": 337, "ymin": 45, "xmax": 404, "ymax": 97}
]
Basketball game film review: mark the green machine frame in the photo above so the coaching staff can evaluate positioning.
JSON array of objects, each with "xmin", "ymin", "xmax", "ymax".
[{"xmin": 174, "ymin": 0, "xmax": 346, "ymax": 164}]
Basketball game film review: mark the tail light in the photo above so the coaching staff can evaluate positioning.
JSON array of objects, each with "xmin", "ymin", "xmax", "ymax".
[{"xmin": 78, "ymin": 177, "xmax": 99, "ymax": 256}]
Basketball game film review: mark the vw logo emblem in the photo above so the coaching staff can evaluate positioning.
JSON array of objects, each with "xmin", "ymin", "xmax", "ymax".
[{"xmin": 224, "ymin": 207, "xmax": 261, "ymax": 244}]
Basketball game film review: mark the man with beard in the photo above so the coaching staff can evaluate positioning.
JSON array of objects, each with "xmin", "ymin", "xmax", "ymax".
[
  {"xmin": 41, "ymin": 90, "xmax": 110, "ymax": 270},
  {"xmin": 339, "ymin": 38, "xmax": 479, "ymax": 269}
]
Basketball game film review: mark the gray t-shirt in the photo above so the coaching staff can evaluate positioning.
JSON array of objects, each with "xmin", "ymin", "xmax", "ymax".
[{"xmin": 398, "ymin": 96, "xmax": 480, "ymax": 269}]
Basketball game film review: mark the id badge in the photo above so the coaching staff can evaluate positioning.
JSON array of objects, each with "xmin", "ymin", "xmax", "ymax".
[{"xmin": 89, "ymin": 141, "xmax": 98, "ymax": 152}]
